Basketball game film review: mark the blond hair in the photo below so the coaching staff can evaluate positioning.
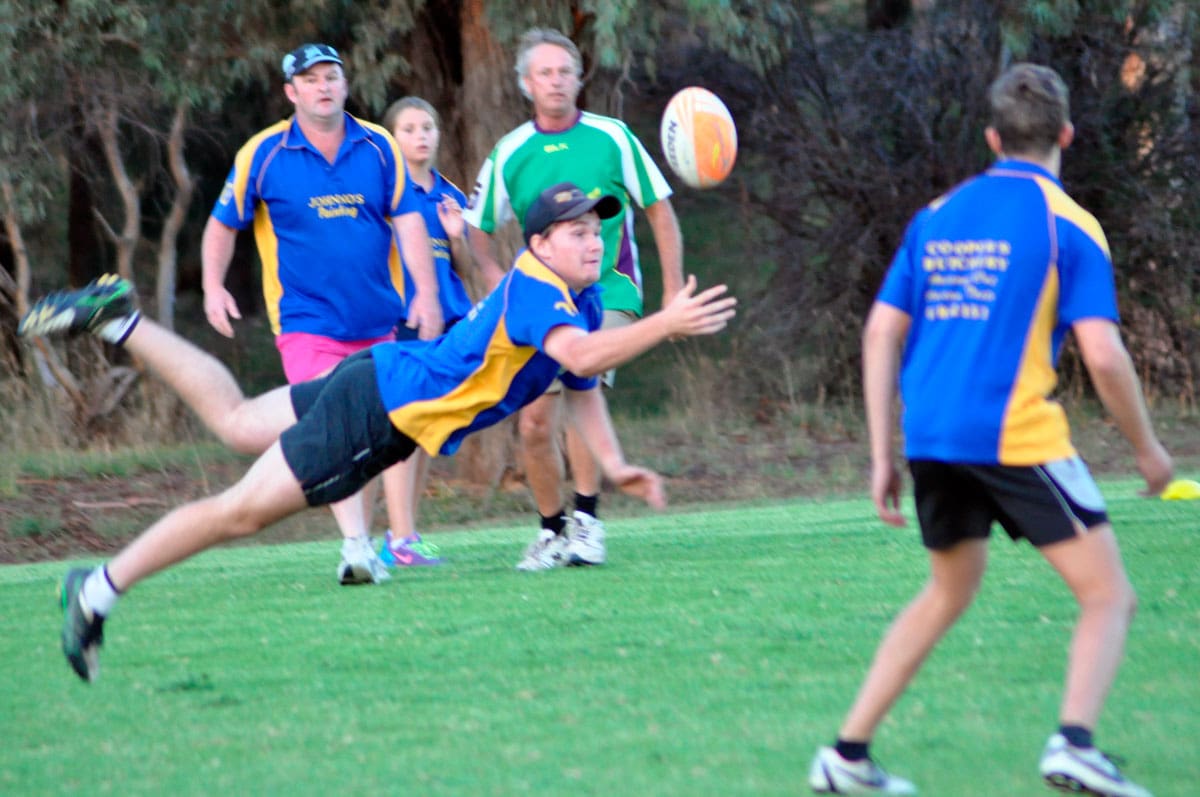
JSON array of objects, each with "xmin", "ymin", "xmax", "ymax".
[
  {"xmin": 382, "ymin": 96, "xmax": 440, "ymax": 134},
  {"xmin": 514, "ymin": 28, "xmax": 582, "ymax": 100}
]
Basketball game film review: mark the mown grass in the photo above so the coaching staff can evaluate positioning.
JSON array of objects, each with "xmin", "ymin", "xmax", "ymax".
[{"xmin": 1, "ymin": 483, "xmax": 1196, "ymax": 796}]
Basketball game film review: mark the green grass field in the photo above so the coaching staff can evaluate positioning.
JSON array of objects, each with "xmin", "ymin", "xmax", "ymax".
[{"xmin": 2, "ymin": 481, "xmax": 1196, "ymax": 796}]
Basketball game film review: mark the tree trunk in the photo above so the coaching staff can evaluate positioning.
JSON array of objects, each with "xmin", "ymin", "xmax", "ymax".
[
  {"xmin": 431, "ymin": 0, "xmax": 530, "ymax": 490},
  {"xmin": 155, "ymin": 102, "xmax": 195, "ymax": 331},
  {"xmin": 94, "ymin": 101, "xmax": 140, "ymax": 285}
]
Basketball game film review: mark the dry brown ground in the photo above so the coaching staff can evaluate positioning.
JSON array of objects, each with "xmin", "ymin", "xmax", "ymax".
[{"xmin": 2, "ymin": 407, "xmax": 1197, "ymax": 565}]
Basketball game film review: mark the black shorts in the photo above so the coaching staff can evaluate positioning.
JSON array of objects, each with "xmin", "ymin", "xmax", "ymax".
[
  {"xmin": 909, "ymin": 457, "xmax": 1109, "ymax": 550},
  {"xmin": 280, "ymin": 349, "xmax": 417, "ymax": 506}
]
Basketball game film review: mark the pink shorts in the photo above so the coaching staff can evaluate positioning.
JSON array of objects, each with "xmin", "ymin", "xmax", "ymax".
[{"xmin": 275, "ymin": 331, "xmax": 393, "ymax": 384}]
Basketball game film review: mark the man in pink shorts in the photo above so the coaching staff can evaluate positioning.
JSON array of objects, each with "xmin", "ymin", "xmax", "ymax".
[{"xmin": 201, "ymin": 43, "xmax": 442, "ymax": 584}]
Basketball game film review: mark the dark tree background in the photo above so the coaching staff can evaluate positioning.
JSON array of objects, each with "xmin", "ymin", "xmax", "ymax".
[{"xmin": 2, "ymin": 0, "xmax": 1197, "ymax": 456}]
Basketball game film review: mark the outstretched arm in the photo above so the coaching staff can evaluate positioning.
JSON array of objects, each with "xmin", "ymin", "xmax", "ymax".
[
  {"xmin": 543, "ymin": 275, "xmax": 736, "ymax": 378},
  {"xmin": 563, "ymin": 387, "xmax": 665, "ymax": 509}
]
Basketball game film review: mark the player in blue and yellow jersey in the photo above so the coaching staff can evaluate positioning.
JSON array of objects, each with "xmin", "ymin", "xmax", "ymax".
[
  {"xmin": 199, "ymin": 44, "xmax": 444, "ymax": 586},
  {"xmin": 809, "ymin": 65, "xmax": 1171, "ymax": 797},
  {"xmin": 374, "ymin": 97, "xmax": 480, "ymax": 567},
  {"xmin": 464, "ymin": 27, "xmax": 685, "ymax": 572},
  {"xmin": 23, "ymin": 182, "xmax": 736, "ymax": 683}
]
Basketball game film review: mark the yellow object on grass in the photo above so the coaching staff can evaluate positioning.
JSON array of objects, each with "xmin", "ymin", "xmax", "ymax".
[{"xmin": 1160, "ymin": 478, "xmax": 1200, "ymax": 500}]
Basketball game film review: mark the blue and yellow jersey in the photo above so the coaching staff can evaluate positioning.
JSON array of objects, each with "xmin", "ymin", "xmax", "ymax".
[
  {"xmin": 463, "ymin": 111, "xmax": 672, "ymax": 316},
  {"xmin": 210, "ymin": 112, "xmax": 418, "ymax": 340},
  {"xmin": 371, "ymin": 249, "xmax": 602, "ymax": 456},
  {"xmin": 399, "ymin": 170, "xmax": 473, "ymax": 326},
  {"xmin": 876, "ymin": 159, "xmax": 1118, "ymax": 465}
]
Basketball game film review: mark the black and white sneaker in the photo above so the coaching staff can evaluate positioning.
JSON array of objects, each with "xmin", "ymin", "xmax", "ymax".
[
  {"xmin": 809, "ymin": 747, "xmax": 916, "ymax": 795},
  {"xmin": 1040, "ymin": 733, "xmax": 1152, "ymax": 797}
]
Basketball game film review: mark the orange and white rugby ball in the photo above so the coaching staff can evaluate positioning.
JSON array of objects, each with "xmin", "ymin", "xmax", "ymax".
[{"xmin": 660, "ymin": 87, "xmax": 737, "ymax": 189}]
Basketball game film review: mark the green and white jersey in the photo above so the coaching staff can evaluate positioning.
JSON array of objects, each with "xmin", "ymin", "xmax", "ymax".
[{"xmin": 464, "ymin": 111, "xmax": 672, "ymax": 315}]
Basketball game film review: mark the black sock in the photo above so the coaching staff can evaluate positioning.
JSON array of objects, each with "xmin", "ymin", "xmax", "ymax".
[
  {"xmin": 540, "ymin": 510, "xmax": 567, "ymax": 536},
  {"xmin": 574, "ymin": 492, "xmax": 598, "ymax": 518},
  {"xmin": 1059, "ymin": 725, "xmax": 1093, "ymax": 749},
  {"xmin": 834, "ymin": 739, "xmax": 869, "ymax": 762}
]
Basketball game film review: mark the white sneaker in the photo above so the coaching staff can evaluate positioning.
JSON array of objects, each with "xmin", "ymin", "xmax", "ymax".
[
  {"xmin": 337, "ymin": 536, "xmax": 391, "ymax": 585},
  {"xmin": 1040, "ymin": 734, "xmax": 1152, "ymax": 797},
  {"xmin": 809, "ymin": 747, "xmax": 916, "ymax": 795},
  {"xmin": 565, "ymin": 511, "xmax": 606, "ymax": 565},
  {"xmin": 516, "ymin": 530, "xmax": 568, "ymax": 571}
]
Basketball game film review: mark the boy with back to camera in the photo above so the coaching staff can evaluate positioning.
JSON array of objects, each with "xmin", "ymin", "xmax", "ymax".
[{"xmin": 808, "ymin": 63, "xmax": 1171, "ymax": 797}]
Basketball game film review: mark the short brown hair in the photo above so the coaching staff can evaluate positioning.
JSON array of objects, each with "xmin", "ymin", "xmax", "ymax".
[{"xmin": 988, "ymin": 63, "xmax": 1070, "ymax": 156}]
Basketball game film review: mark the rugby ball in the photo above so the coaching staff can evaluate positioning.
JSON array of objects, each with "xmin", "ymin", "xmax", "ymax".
[{"xmin": 660, "ymin": 87, "xmax": 738, "ymax": 189}]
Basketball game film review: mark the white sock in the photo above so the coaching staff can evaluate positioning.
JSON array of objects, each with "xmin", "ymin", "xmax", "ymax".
[
  {"xmin": 81, "ymin": 566, "xmax": 120, "ymax": 617},
  {"xmin": 96, "ymin": 311, "xmax": 140, "ymax": 345}
]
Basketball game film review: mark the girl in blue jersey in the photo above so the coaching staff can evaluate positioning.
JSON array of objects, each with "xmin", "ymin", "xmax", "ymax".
[
  {"xmin": 24, "ymin": 182, "xmax": 736, "ymax": 682},
  {"xmin": 375, "ymin": 97, "xmax": 478, "ymax": 566}
]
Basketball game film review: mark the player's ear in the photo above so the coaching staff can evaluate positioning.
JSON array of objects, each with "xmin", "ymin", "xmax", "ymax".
[
  {"xmin": 984, "ymin": 126, "xmax": 1003, "ymax": 156},
  {"xmin": 1058, "ymin": 122, "xmax": 1075, "ymax": 151},
  {"xmin": 283, "ymin": 82, "xmax": 298, "ymax": 105}
]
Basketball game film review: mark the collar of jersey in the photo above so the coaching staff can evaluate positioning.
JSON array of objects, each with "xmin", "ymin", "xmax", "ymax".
[
  {"xmin": 987, "ymin": 158, "xmax": 1059, "ymax": 185},
  {"xmin": 282, "ymin": 112, "xmax": 368, "ymax": 152},
  {"xmin": 513, "ymin": 248, "xmax": 599, "ymax": 304}
]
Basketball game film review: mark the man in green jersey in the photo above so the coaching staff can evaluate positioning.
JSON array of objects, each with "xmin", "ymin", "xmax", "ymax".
[{"xmin": 464, "ymin": 27, "xmax": 684, "ymax": 571}]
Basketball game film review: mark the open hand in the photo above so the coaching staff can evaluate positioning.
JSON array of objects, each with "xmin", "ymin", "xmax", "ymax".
[
  {"xmin": 203, "ymin": 286, "xmax": 242, "ymax": 338},
  {"xmin": 663, "ymin": 274, "xmax": 737, "ymax": 340},
  {"xmin": 610, "ymin": 463, "xmax": 666, "ymax": 510},
  {"xmin": 437, "ymin": 195, "xmax": 465, "ymax": 241}
]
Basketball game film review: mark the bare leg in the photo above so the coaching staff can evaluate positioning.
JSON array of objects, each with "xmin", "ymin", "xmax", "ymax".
[
  {"xmin": 383, "ymin": 451, "xmax": 430, "ymax": 539},
  {"xmin": 839, "ymin": 538, "xmax": 988, "ymax": 740},
  {"xmin": 564, "ymin": 421, "xmax": 600, "ymax": 500},
  {"xmin": 329, "ymin": 485, "xmax": 377, "ymax": 541},
  {"xmin": 106, "ymin": 442, "xmax": 308, "ymax": 591},
  {"xmin": 1038, "ymin": 525, "xmax": 1136, "ymax": 729},
  {"xmin": 519, "ymin": 392, "xmax": 565, "ymax": 517},
  {"xmin": 124, "ymin": 318, "xmax": 295, "ymax": 455}
]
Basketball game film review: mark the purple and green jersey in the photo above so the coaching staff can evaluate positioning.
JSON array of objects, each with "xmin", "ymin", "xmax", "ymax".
[{"xmin": 463, "ymin": 111, "xmax": 672, "ymax": 316}]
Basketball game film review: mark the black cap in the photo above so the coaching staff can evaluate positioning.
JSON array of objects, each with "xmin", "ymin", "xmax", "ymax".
[
  {"xmin": 523, "ymin": 182, "xmax": 621, "ymax": 245},
  {"xmin": 282, "ymin": 43, "xmax": 343, "ymax": 81}
]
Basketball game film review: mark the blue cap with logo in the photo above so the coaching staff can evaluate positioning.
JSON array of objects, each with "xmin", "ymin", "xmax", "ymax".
[
  {"xmin": 282, "ymin": 43, "xmax": 343, "ymax": 81},
  {"xmin": 523, "ymin": 182, "xmax": 621, "ymax": 245}
]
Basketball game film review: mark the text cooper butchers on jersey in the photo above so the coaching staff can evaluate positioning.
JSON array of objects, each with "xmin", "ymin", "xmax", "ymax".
[{"xmin": 308, "ymin": 193, "xmax": 367, "ymax": 218}]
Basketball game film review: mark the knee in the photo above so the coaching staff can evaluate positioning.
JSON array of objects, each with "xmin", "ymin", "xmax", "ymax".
[
  {"xmin": 519, "ymin": 408, "xmax": 554, "ymax": 449},
  {"xmin": 1080, "ymin": 576, "xmax": 1137, "ymax": 619},
  {"xmin": 215, "ymin": 407, "xmax": 272, "ymax": 455},
  {"xmin": 207, "ymin": 493, "xmax": 271, "ymax": 540}
]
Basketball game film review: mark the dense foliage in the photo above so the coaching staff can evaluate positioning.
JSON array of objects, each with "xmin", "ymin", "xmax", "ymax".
[{"xmin": 1, "ymin": 1, "xmax": 1197, "ymax": 434}]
